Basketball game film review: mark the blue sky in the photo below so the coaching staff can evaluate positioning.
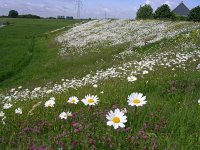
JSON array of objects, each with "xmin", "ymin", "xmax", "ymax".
[{"xmin": 0, "ymin": 0, "xmax": 199, "ymax": 18}]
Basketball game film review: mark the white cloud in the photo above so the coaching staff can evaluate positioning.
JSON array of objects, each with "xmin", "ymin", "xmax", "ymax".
[
  {"xmin": 0, "ymin": 0, "xmax": 190, "ymax": 19},
  {"xmin": 149, "ymin": 0, "xmax": 178, "ymax": 9},
  {"xmin": 103, "ymin": 8, "xmax": 110, "ymax": 13},
  {"xmin": 145, "ymin": 0, "xmax": 151, "ymax": 5}
]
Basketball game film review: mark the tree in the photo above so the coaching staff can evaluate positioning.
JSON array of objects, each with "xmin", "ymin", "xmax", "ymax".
[
  {"xmin": 8, "ymin": 10, "xmax": 18, "ymax": 18},
  {"xmin": 154, "ymin": 4, "xmax": 172, "ymax": 19},
  {"xmin": 171, "ymin": 12, "xmax": 188, "ymax": 21},
  {"xmin": 188, "ymin": 6, "xmax": 200, "ymax": 22},
  {"xmin": 48, "ymin": 17, "xmax": 56, "ymax": 19},
  {"xmin": 136, "ymin": 4, "xmax": 153, "ymax": 20},
  {"xmin": 18, "ymin": 14, "xmax": 41, "ymax": 19}
]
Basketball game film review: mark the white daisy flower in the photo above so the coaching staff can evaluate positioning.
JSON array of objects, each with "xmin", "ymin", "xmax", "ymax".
[
  {"xmin": 34, "ymin": 87, "xmax": 41, "ymax": 91},
  {"xmin": 127, "ymin": 76, "xmax": 137, "ymax": 82},
  {"xmin": 143, "ymin": 70, "xmax": 149, "ymax": 75},
  {"xmin": 100, "ymin": 91, "xmax": 104, "ymax": 94},
  {"xmin": 128, "ymin": 92, "xmax": 147, "ymax": 107},
  {"xmin": 3, "ymin": 103, "xmax": 13, "ymax": 109},
  {"xmin": 15, "ymin": 108, "xmax": 22, "ymax": 114},
  {"xmin": 4, "ymin": 96, "xmax": 11, "ymax": 101},
  {"xmin": 45, "ymin": 99, "xmax": 55, "ymax": 107},
  {"xmin": 106, "ymin": 108, "xmax": 127, "ymax": 129},
  {"xmin": 59, "ymin": 111, "xmax": 72, "ymax": 120},
  {"xmin": 0, "ymin": 111, "xmax": 5, "ymax": 117},
  {"xmin": 49, "ymin": 97, "xmax": 55, "ymax": 101},
  {"xmin": 68, "ymin": 96, "xmax": 79, "ymax": 104},
  {"xmin": 10, "ymin": 88, "xmax": 15, "ymax": 93},
  {"xmin": 2, "ymin": 116, "xmax": 6, "ymax": 125},
  {"xmin": 46, "ymin": 90, "xmax": 53, "ymax": 94},
  {"xmin": 93, "ymin": 84, "xmax": 98, "ymax": 88},
  {"xmin": 82, "ymin": 94, "xmax": 99, "ymax": 106},
  {"xmin": 196, "ymin": 64, "xmax": 200, "ymax": 70},
  {"xmin": 198, "ymin": 99, "xmax": 200, "ymax": 105}
]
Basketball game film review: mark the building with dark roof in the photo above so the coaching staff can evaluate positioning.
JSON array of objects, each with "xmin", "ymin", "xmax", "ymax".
[{"xmin": 173, "ymin": 1, "xmax": 190, "ymax": 17}]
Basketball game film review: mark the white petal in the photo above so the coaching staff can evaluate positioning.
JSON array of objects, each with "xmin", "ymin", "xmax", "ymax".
[
  {"xmin": 107, "ymin": 121, "xmax": 113, "ymax": 126},
  {"xmin": 114, "ymin": 124, "xmax": 119, "ymax": 129},
  {"xmin": 118, "ymin": 123, "xmax": 125, "ymax": 128},
  {"xmin": 138, "ymin": 93, "xmax": 143, "ymax": 99},
  {"xmin": 141, "ymin": 96, "xmax": 146, "ymax": 101}
]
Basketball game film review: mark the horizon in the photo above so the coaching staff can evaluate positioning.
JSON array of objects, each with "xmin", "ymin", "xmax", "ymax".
[{"xmin": 0, "ymin": 0, "xmax": 200, "ymax": 19}]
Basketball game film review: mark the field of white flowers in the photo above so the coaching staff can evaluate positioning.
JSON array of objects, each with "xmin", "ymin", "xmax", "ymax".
[
  {"xmin": 0, "ymin": 19, "xmax": 200, "ymax": 149},
  {"xmin": 1, "ymin": 20, "xmax": 200, "ymax": 102},
  {"xmin": 57, "ymin": 19, "xmax": 200, "ymax": 55}
]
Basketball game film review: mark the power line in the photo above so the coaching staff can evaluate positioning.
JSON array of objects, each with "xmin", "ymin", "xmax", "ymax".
[{"xmin": 75, "ymin": 0, "xmax": 82, "ymax": 19}]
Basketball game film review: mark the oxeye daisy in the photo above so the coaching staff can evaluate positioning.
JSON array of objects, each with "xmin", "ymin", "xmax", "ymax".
[
  {"xmin": 3, "ymin": 103, "xmax": 13, "ymax": 109},
  {"xmin": 93, "ymin": 84, "xmax": 98, "ymax": 88},
  {"xmin": 127, "ymin": 76, "xmax": 137, "ymax": 82},
  {"xmin": 106, "ymin": 108, "xmax": 127, "ymax": 129},
  {"xmin": 45, "ymin": 99, "xmax": 55, "ymax": 108},
  {"xmin": 68, "ymin": 96, "xmax": 79, "ymax": 104},
  {"xmin": 143, "ymin": 70, "xmax": 149, "ymax": 75},
  {"xmin": 198, "ymin": 99, "xmax": 200, "ymax": 105},
  {"xmin": 0, "ymin": 111, "xmax": 5, "ymax": 117},
  {"xmin": 15, "ymin": 108, "xmax": 22, "ymax": 114},
  {"xmin": 49, "ymin": 97, "xmax": 55, "ymax": 101},
  {"xmin": 81, "ymin": 94, "xmax": 99, "ymax": 106},
  {"xmin": 128, "ymin": 92, "xmax": 147, "ymax": 107},
  {"xmin": 59, "ymin": 111, "xmax": 72, "ymax": 120}
]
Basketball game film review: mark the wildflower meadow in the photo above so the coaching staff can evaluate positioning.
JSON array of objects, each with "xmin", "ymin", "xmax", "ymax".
[{"xmin": 0, "ymin": 18, "xmax": 200, "ymax": 149}]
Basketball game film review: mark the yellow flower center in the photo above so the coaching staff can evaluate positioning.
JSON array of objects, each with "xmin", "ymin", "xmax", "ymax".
[
  {"xmin": 112, "ymin": 117, "xmax": 120, "ymax": 123},
  {"xmin": 88, "ymin": 99, "xmax": 94, "ymax": 103},
  {"xmin": 132, "ymin": 99, "xmax": 140, "ymax": 104},
  {"xmin": 72, "ymin": 100, "xmax": 76, "ymax": 103}
]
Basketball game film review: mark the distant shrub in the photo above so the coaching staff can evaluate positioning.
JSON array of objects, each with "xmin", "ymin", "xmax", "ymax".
[
  {"xmin": 136, "ymin": 4, "xmax": 153, "ymax": 20},
  {"xmin": 188, "ymin": 6, "xmax": 200, "ymax": 22},
  {"xmin": 18, "ymin": 14, "xmax": 41, "ymax": 19},
  {"xmin": 48, "ymin": 17, "xmax": 56, "ymax": 19},
  {"xmin": 0, "ymin": 15, "xmax": 9, "ymax": 18},
  {"xmin": 8, "ymin": 10, "xmax": 18, "ymax": 18},
  {"xmin": 154, "ymin": 4, "xmax": 172, "ymax": 19},
  {"xmin": 171, "ymin": 13, "xmax": 188, "ymax": 21}
]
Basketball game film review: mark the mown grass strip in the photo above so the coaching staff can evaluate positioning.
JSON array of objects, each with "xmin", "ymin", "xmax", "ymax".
[{"xmin": 0, "ymin": 38, "xmax": 35, "ymax": 82}]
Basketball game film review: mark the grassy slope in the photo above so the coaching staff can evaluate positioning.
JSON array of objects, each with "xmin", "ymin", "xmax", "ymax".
[
  {"xmin": 0, "ymin": 19, "xmax": 129, "ymax": 90},
  {"xmin": 0, "ymin": 20, "xmax": 200, "ymax": 149},
  {"xmin": 0, "ymin": 18, "xmax": 80, "ymax": 89}
]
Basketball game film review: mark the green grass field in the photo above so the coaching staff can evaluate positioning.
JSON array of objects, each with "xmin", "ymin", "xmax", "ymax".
[
  {"xmin": 0, "ymin": 19, "xmax": 200, "ymax": 149},
  {"xmin": 0, "ymin": 18, "xmax": 81, "ymax": 89}
]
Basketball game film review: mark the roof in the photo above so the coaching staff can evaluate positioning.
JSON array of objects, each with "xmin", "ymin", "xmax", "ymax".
[{"xmin": 173, "ymin": 2, "xmax": 190, "ymax": 17}]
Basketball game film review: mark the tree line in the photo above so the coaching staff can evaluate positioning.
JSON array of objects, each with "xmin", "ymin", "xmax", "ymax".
[
  {"xmin": 0, "ymin": 10, "xmax": 74, "ymax": 20},
  {"xmin": 1, "ymin": 6, "xmax": 200, "ymax": 21},
  {"xmin": 136, "ymin": 4, "xmax": 200, "ymax": 22}
]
